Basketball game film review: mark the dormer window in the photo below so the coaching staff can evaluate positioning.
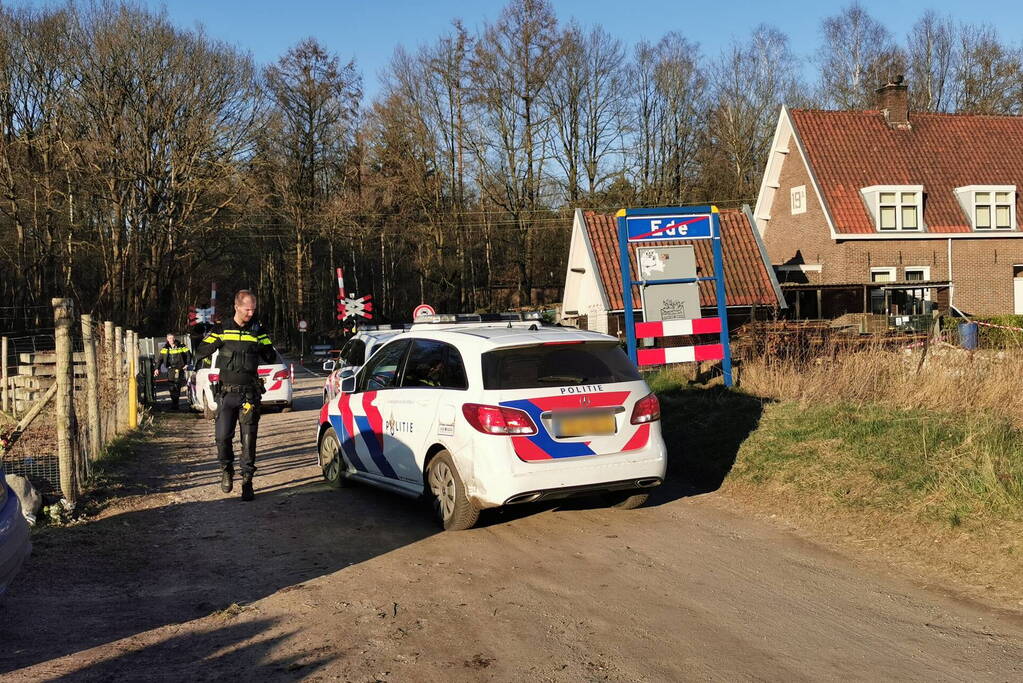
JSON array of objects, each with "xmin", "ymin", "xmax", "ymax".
[
  {"xmin": 955, "ymin": 186, "xmax": 1016, "ymax": 230},
  {"xmin": 860, "ymin": 185, "xmax": 924, "ymax": 232}
]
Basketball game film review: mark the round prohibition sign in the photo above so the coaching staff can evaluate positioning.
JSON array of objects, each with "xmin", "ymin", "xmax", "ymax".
[{"xmin": 413, "ymin": 304, "xmax": 435, "ymax": 320}]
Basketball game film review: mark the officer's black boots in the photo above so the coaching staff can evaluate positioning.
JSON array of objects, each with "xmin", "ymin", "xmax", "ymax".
[
  {"xmin": 241, "ymin": 478, "xmax": 254, "ymax": 501},
  {"xmin": 221, "ymin": 469, "xmax": 233, "ymax": 493}
]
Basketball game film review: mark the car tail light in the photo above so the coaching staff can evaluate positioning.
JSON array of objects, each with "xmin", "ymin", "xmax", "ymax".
[
  {"xmin": 462, "ymin": 403, "xmax": 537, "ymax": 435},
  {"xmin": 209, "ymin": 372, "xmax": 220, "ymax": 382},
  {"xmin": 630, "ymin": 393, "xmax": 660, "ymax": 424},
  {"xmin": 273, "ymin": 369, "xmax": 289, "ymax": 380}
]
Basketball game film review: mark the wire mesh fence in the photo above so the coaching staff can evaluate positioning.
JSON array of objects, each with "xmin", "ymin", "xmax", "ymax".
[{"xmin": 2, "ymin": 304, "xmax": 145, "ymax": 505}]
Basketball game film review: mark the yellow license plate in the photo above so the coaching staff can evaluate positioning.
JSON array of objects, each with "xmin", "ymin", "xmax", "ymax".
[{"xmin": 555, "ymin": 413, "xmax": 616, "ymax": 438}]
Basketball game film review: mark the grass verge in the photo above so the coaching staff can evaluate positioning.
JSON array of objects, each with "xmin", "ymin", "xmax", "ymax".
[{"xmin": 653, "ymin": 368, "xmax": 1023, "ymax": 606}]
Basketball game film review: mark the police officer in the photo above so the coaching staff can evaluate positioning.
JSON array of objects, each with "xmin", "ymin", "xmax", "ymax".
[
  {"xmin": 156, "ymin": 333, "xmax": 191, "ymax": 410},
  {"xmin": 193, "ymin": 290, "xmax": 277, "ymax": 501}
]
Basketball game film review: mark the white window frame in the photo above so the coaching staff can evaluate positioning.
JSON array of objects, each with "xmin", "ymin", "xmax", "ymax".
[
  {"xmin": 860, "ymin": 185, "xmax": 925, "ymax": 233},
  {"xmin": 869, "ymin": 267, "xmax": 897, "ymax": 283},
  {"xmin": 903, "ymin": 266, "xmax": 930, "ymax": 282},
  {"xmin": 903, "ymin": 266, "xmax": 932, "ymax": 301},
  {"xmin": 954, "ymin": 185, "xmax": 1016, "ymax": 231},
  {"xmin": 790, "ymin": 185, "xmax": 806, "ymax": 215}
]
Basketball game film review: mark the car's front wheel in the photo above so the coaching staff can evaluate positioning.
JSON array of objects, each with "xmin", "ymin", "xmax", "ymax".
[
  {"xmin": 319, "ymin": 429, "xmax": 350, "ymax": 488},
  {"xmin": 426, "ymin": 451, "xmax": 479, "ymax": 531}
]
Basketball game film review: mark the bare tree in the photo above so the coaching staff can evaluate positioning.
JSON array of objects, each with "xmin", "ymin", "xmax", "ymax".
[
  {"xmin": 0, "ymin": 5, "xmax": 75, "ymax": 328},
  {"xmin": 579, "ymin": 26, "xmax": 629, "ymax": 199},
  {"xmin": 262, "ymin": 38, "xmax": 362, "ymax": 328},
  {"xmin": 953, "ymin": 23, "xmax": 1022, "ymax": 114},
  {"xmin": 468, "ymin": 0, "xmax": 560, "ymax": 305},
  {"xmin": 71, "ymin": 4, "xmax": 263, "ymax": 327},
  {"xmin": 709, "ymin": 25, "xmax": 798, "ymax": 200},
  {"xmin": 907, "ymin": 10, "xmax": 957, "ymax": 112},
  {"xmin": 628, "ymin": 34, "xmax": 706, "ymax": 205},
  {"xmin": 817, "ymin": 2, "xmax": 904, "ymax": 109}
]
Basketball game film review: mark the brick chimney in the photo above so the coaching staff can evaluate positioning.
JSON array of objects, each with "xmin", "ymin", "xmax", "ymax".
[{"xmin": 877, "ymin": 76, "xmax": 910, "ymax": 130}]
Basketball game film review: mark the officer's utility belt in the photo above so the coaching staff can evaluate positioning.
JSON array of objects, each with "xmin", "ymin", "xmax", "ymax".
[{"xmin": 222, "ymin": 383, "xmax": 261, "ymax": 394}]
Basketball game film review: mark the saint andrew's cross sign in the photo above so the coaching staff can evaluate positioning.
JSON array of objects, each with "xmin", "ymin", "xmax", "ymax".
[{"xmin": 616, "ymin": 206, "xmax": 733, "ymax": 387}]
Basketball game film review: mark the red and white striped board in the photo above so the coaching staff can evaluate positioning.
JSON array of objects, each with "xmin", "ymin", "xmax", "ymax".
[
  {"xmin": 635, "ymin": 317, "xmax": 721, "ymax": 339},
  {"xmin": 637, "ymin": 343, "xmax": 724, "ymax": 367}
]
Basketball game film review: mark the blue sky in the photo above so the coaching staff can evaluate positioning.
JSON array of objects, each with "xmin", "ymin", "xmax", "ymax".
[{"xmin": 33, "ymin": 1, "xmax": 1023, "ymax": 98}]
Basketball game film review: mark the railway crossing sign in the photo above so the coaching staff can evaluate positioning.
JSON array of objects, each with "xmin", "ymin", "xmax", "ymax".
[
  {"xmin": 616, "ymin": 206, "xmax": 733, "ymax": 386},
  {"xmin": 334, "ymin": 267, "xmax": 374, "ymax": 320}
]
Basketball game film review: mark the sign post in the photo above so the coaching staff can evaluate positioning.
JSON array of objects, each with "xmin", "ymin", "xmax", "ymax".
[
  {"xmin": 616, "ymin": 206, "xmax": 733, "ymax": 387},
  {"xmin": 298, "ymin": 319, "xmax": 307, "ymax": 363}
]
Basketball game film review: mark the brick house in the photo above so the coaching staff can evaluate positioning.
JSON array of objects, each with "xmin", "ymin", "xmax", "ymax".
[
  {"xmin": 754, "ymin": 80, "xmax": 1023, "ymax": 318},
  {"xmin": 560, "ymin": 207, "xmax": 785, "ymax": 335}
]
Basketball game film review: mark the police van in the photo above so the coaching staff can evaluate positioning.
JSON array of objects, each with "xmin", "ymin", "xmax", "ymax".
[{"xmin": 316, "ymin": 317, "xmax": 666, "ymax": 530}]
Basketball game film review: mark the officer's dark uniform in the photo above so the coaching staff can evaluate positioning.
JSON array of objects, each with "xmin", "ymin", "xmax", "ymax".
[
  {"xmin": 159, "ymin": 341, "xmax": 192, "ymax": 410},
  {"xmin": 193, "ymin": 321, "xmax": 276, "ymax": 497}
]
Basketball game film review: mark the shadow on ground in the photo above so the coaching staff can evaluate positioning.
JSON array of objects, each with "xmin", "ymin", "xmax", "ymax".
[
  {"xmin": 650, "ymin": 385, "xmax": 767, "ymax": 501},
  {"xmin": 0, "ymin": 387, "xmax": 437, "ymax": 675},
  {"xmin": 477, "ymin": 385, "xmax": 767, "ymax": 526},
  {"xmin": 49, "ymin": 618, "xmax": 333, "ymax": 682}
]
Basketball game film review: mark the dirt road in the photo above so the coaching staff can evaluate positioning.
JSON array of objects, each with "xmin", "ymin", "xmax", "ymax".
[{"xmin": 3, "ymin": 373, "xmax": 1022, "ymax": 681}]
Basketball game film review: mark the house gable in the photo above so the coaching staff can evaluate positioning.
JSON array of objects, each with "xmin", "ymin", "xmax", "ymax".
[
  {"xmin": 758, "ymin": 108, "xmax": 836, "ymax": 276},
  {"xmin": 561, "ymin": 208, "xmax": 610, "ymax": 320}
]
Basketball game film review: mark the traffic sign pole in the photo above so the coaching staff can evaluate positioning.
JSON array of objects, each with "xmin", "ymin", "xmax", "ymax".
[
  {"xmin": 710, "ymin": 209, "xmax": 733, "ymax": 386},
  {"xmin": 616, "ymin": 210, "xmax": 638, "ymax": 364}
]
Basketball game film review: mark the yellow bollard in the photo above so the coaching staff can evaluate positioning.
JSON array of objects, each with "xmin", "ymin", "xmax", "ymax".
[{"xmin": 128, "ymin": 332, "xmax": 138, "ymax": 429}]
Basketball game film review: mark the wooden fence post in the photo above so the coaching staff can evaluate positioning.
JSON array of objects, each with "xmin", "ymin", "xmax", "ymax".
[
  {"xmin": 53, "ymin": 298, "xmax": 78, "ymax": 507},
  {"xmin": 102, "ymin": 321, "xmax": 114, "ymax": 444},
  {"xmin": 1, "ymin": 335, "xmax": 8, "ymax": 416},
  {"xmin": 82, "ymin": 315, "xmax": 101, "ymax": 460},
  {"xmin": 115, "ymin": 325, "xmax": 125, "ymax": 434},
  {"xmin": 104, "ymin": 321, "xmax": 114, "ymax": 384}
]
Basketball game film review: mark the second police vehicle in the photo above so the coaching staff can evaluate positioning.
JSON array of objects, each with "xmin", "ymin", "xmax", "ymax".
[{"xmin": 317, "ymin": 315, "xmax": 666, "ymax": 530}]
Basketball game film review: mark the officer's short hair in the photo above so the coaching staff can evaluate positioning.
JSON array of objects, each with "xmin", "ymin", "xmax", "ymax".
[{"xmin": 235, "ymin": 290, "xmax": 257, "ymax": 305}]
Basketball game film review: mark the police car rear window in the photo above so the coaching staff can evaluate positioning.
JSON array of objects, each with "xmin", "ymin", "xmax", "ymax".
[{"xmin": 481, "ymin": 341, "xmax": 641, "ymax": 390}]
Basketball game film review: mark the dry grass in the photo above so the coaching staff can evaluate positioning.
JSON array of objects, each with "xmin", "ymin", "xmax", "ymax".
[
  {"xmin": 649, "ymin": 342, "xmax": 1023, "ymax": 607},
  {"xmin": 739, "ymin": 343, "xmax": 1023, "ymax": 427}
]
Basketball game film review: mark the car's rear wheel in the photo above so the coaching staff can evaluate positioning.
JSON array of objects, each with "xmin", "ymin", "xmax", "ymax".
[
  {"xmin": 426, "ymin": 451, "xmax": 479, "ymax": 531},
  {"xmin": 319, "ymin": 429, "xmax": 350, "ymax": 488},
  {"xmin": 603, "ymin": 490, "xmax": 649, "ymax": 510}
]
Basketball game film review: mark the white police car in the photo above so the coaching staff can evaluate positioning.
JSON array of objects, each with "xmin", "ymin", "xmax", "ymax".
[
  {"xmin": 316, "ymin": 321, "xmax": 666, "ymax": 530},
  {"xmin": 321, "ymin": 328, "xmax": 403, "ymax": 403},
  {"xmin": 189, "ymin": 350, "xmax": 294, "ymax": 418}
]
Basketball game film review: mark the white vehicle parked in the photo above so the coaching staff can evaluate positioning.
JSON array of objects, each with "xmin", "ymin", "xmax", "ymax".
[
  {"xmin": 316, "ymin": 324, "xmax": 666, "ymax": 530},
  {"xmin": 321, "ymin": 329, "xmax": 403, "ymax": 403},
  {"xmin": 189, "ymin": 350, "xmax": 294, "ymax": 419}
]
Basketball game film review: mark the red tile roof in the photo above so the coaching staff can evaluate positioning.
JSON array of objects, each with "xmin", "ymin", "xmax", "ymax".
[
  {"xmin": 790, "ymin": 109, "xmax": 1023, "ymax": 234},
  {"xmin": 583, "ymin": 209, "xmax": 781, "ymax": 311}
]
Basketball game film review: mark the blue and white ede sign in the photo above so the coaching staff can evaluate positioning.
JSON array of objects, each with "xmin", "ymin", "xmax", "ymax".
[{"xmin": 616, "ymin": 205, "xmax": 733, "ymax": 387}]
